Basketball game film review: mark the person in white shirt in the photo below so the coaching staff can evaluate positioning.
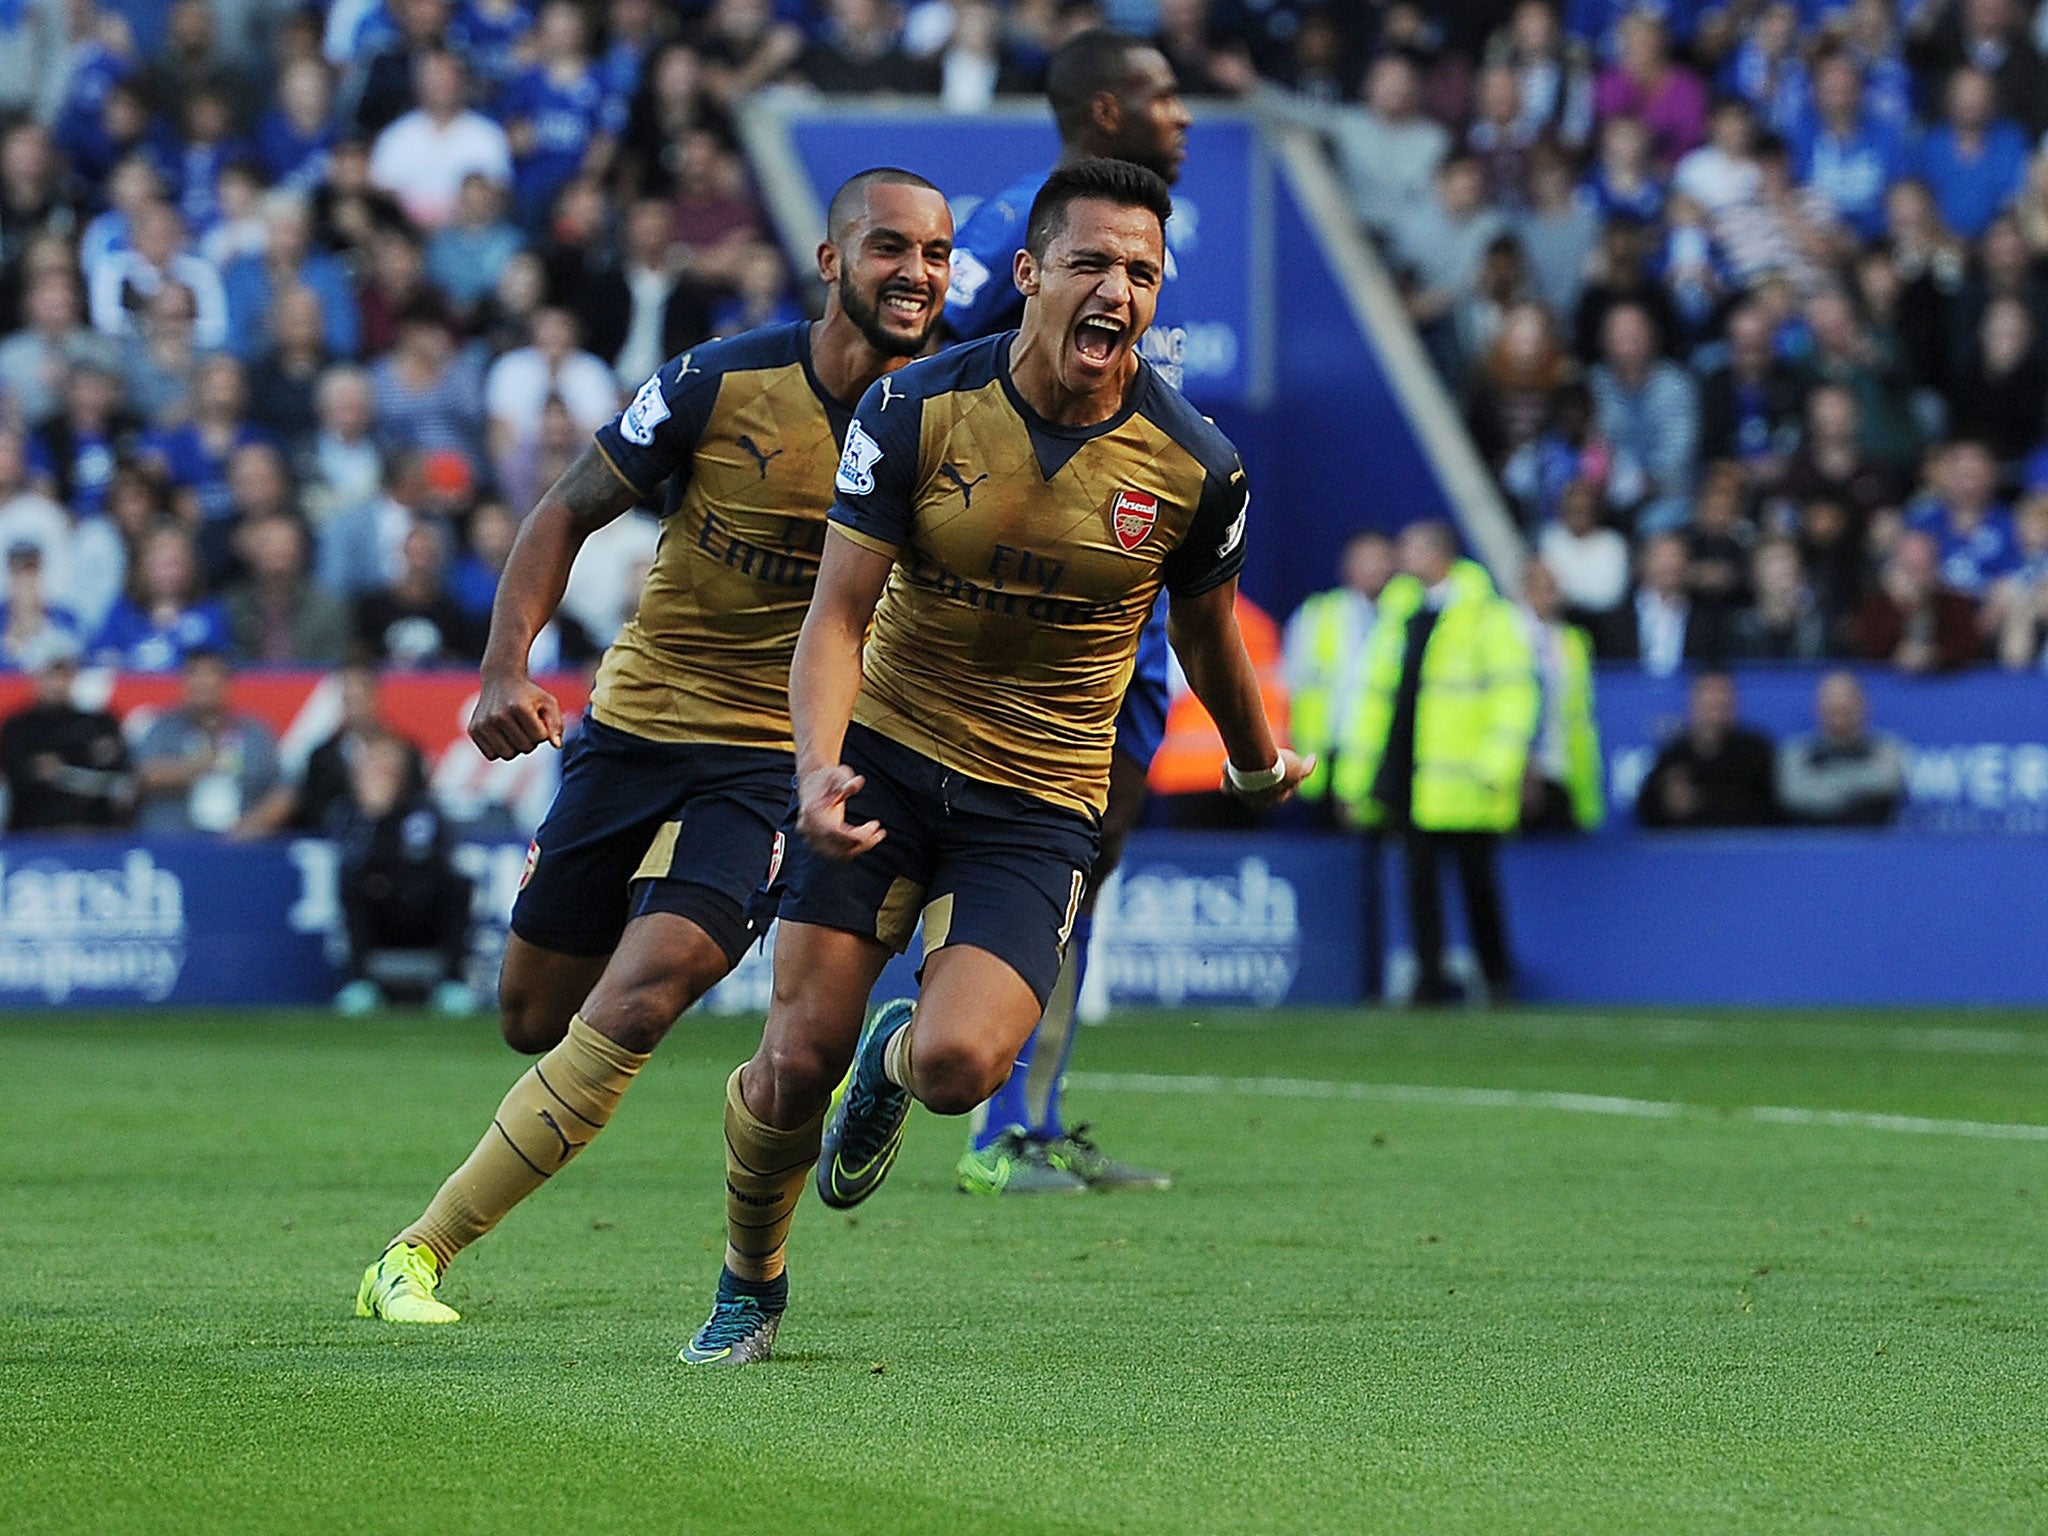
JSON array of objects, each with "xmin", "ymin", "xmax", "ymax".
[
  {"xmin": 1282, "ymin": 529, "xmax": 1392, "ymax": 822},
  {"xmin": 1537, "ymin": 475, "xmax": 1631, "ymax": 624},
  {"xmin": 86, "ymin": 200, "xmax": 230, "ymax": 351},
  {"xmin": 1623, "ymin": 531, "xmax": 1704, "ymax": 676},
  {"xmin": 483, "ymin": 306, "xmax": 619, "ymax": 486},
  {"xmin": 368, "ymin": 49, "xmax": 514, "ymax": 231}
]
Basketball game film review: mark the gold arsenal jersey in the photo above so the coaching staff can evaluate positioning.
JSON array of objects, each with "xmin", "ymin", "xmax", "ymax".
[
  {"xmin": 590, "ymin": 321, "xmax": 848, "ymax": 750},
  {"xmin": 829, "ymin": 332, "xmax": 1248, "ymax": 817}
]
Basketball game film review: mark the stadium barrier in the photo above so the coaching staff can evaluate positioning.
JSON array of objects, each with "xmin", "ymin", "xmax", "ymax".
[
  {"xmin": 0, "ymin": 668, "xmax": 2040, "ymax": 1007},
  {"xmin": 1, "ymin": 823, "xmax": 2040, "ymax": 1009}
]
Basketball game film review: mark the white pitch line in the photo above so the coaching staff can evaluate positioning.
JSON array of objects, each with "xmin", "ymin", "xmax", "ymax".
[{"xmin": 1067, "ymin": 1071, "xmax": 2048, "ymax": 1144}]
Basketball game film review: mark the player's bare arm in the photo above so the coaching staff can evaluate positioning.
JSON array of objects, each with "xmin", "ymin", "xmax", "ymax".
[
  {"xmin": 469, "ymin": 446, "xmax": 642, "ymax": 761},
  {"xmin": 1167, "ymin": 578, "xmax": 1312, "ymax": 808},
  {"xmin": 788, "ymin": 526, "xmax": 894, "ymax": 858}
]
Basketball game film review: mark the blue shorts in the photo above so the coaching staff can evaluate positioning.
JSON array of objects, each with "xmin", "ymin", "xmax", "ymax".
[
  {"xmin": 510, "ymin": 715, "xmax": 794, "ymax": 964},
  {"xmin": 1113, "ymin": 602, "xmax": 1170, "ymax": 768},
  {"xmin": 755, "ymin": 723, "xmax": 1101, "ymax": 1006}
]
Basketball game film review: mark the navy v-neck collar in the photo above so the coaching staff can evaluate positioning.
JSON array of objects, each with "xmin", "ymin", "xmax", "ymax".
[{"xmin": 997, "ymin": 337, "xmax": 1147, "ymax": 480}]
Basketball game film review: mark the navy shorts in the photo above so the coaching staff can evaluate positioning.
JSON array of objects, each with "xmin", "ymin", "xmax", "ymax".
[
  {"xmin": 510, "ymin": 715, "xmax": 794, "ymax": 965},
  {"xmin": 757, "ymin": 724, "xmax": 1101, "ymax": 1006},
  {"xmin": 1113, "ymin": 602, "xmax": 1171, "ymax": 768}
]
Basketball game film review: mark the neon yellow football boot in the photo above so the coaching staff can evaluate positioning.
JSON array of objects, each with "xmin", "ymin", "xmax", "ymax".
[{"xmin": 354, "ymin": 1241, "xmax": 460, "ymax": 1324}]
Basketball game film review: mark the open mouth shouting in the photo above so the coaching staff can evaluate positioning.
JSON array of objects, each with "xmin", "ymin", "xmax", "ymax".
[{"xmin": 1071, "ymin": 311, "xmax": 1128, "ymax": 373}]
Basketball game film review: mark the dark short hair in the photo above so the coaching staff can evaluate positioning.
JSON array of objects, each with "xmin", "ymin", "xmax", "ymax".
[
  {"xmin": 1046, "ymin": 29, "xmax": 1151, "ymax": 139},
  {"xmin": 825, "ymin": 166, "xmax": 943, "ymax": 244},
  {"xmin": 1024, "ymin": 158, "xmax": 1172, "ymax": 259}
]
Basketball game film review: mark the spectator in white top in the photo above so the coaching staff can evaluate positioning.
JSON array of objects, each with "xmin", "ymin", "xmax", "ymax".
[
  {"xmin": 0, "ymin": 428, "xmax": 77, "ymax": 608},
  {"xmin": 1776, "ymin": 670, "xmax": 1906, "ymax": 826},
  {"xmin": 302, "ymin": 365, "xmax": 384, "ymax": 529},
  {"xmin": 483, "ymin": 306, "xmax": 619, "ymax": 488},
  {"xmin": 1537, "ymin": 475, "xmax": 1631, "ymax": 628},
  {"xmin": 368, "ymin": 49, "xmax": 515, "ymax": 231},
  {"xmin": 87, "ymin": 200, "xmax": 230, "ymax": 351}
]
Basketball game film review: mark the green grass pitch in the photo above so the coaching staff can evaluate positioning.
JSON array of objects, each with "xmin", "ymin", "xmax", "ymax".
[{"xmin": 5, "ymin": 1006, "xmax": 2048, "ymax": 1534}]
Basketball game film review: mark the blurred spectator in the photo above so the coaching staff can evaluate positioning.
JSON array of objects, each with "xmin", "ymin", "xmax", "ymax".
[
  {"xmin": 1912, "ymin": 0, "xmax": 2048, "ymax": 137},
  {"xmin": 1609, "ymin": 529, "xmax": 1711, "ymax": 673},
  {"xmin": 1698, "ymin": 301, "xmax": 1802, "ymax": 482},
  {"xmin": 1776, "ymin": 382, "xmax": 1907, "ymax": 542},
  {"xmin": 669, "ymin": 130, "xmax": 767, "ymax": 288},
  {"xmin": 1796, "ymin": 286, "xmax": 1920, "ymax": 469},
  {"xmin": 1682, "ymin": 466, "xmax": 1754, "ymax": 651},
  {"xmin": 450, "ymin": 0, "xmax": 538, "ymax": 101},
  {"xmin": 1850, "ymin": 527, "xmax": 1985, "ymax": 672},
  {"xmin": 353, "ymin": 517, "xmax": 481, "ymax": 668},
  {"xmin": 1636, "ymin": 670, "xmax": 1779, "ymax": 829},
  {"xmin": 1776, "ymin": 669, "xmax": 1905, "ymax": 826},
  {"xmin": 256, "ymin": 55, "xmax": 341, "ymax": 194},
  {"xmin": 1537, "ymin": 475, "xmax": 1631, "ymax": 631},
  {"xmin": 696, "ymin": 0, "xmax": 807, "ymax": 109},
  {"xmin": 618, "ymin": 41, "xmax": 726, "ymax": 200},
  {"xmin": 1993, "ymin": 491, "xmax": 2048, "ymax": 668},
  {"xmin": 369, "ymin": 300, "xmax": 486, "ymax": 464},
  {"xmin": 709, "ymin": 242, "xmax": 805, "ymax": 338},
  {"xmin": 1584, "ymin": 112, "xmax": 1666, "ymax": 226},
  {"xmin": 1515, "ymin": 139, "xmax": 1599, "ymax": 317},
  {"xmin": 0, "ymin": 268, "xmax": 121, "ymax": 429},
  {"xmin": 1397, "ymin": 156, "xmax": 1512, "ymax": 370},
  {"xmin": 132, "ymin": 648, "xmax": 283, "ymax": 833},
  {"xmin": 1590, "ymin": 301, "xmax": 1698, "ymax": 532},
  {"xmin": 0, "ymin": 638, "xmax": 130, "ymax": 831},
  {"xmin": 0, "ymin": 427, "xmax": 78, "ymax": 599},
  {"xmin": 498, "ymin": 394, "xmax": 585, "ymax": 514},
  {"xmin": 356, "ymin": 226, "xmax": 434, "ymax": 357},
  {"xmin": 803, "ymin": 0, "xmax": 938, "ymax": 95},
  {"xmin": 330, "ymin": 732, "xmax": 476, "ymax": 1016},
  {"xmin": 289, "ymin": 660, "xmax": 431, "ymax": 832},
  {"xmin": 1948, "ymin": 295, "xmax": 2048, "ymax": 463},
  {"xmin": 221, "ymin": 192, "xmax": 361, "ymax": 364},
  {"xmin": 1484, "ymin": 1, "xmax": 1595, "ymax": 152},
  {"xmin": 1907, "ymin": 439, "xmax": 2021, "ymax": 596},
  {"xmin": 1731, "ymin": 537, "xmax": 1831, "ymax": 661},
  {"xmin": 483, "ymin": 306, "xmax": 618, "ymax": 487},
  {"xmin": 1721, "ymin": 1, "xmax": 1807, "ymax": 137},
  {"xmin": 1594, "ymin": 13, "xmax": 1706, "ymax": 170},
  {"xmin": 1516, "ymin": 557, "xmax": 1603, "ymax": 833},
  {"xmin": 501, "ymin": 0, "xmax": 616, "ymax": 226},
  {"xmin": 351, "ymin": 0, "xmax": 457, "ymax": 139},
  {"xmin": 88, "ymin": 200, "xmax": 229, "ymax": 350},
  {"xmin": 302, "ymin": 366, "xmax": 384, "ymax": 528},
  {"xmin": 580, "ymin": 196, "xmax": 712, "ymax": 385},
  {"xmin": 1467, "ymin": 299, "xmax": 1572, "ymax": 478},
  {"xmin": 424, "ymin": 174, "xmax": 527, "ymax": 320},
  {"xmin": 1262, "ymin": 51, "xmax": 1448, "ymax": 237},
  {"xmin": 0, "ymin": 543, "xmax": 86, "ymax": 673},
  {"xmin": 140, "ymin": 352, "xmax": 274, "ymax": 533},
  {"xmin": 1915, "ymin": 65, "xmax": 2028, "ymax": 241},
  {"xmin": 1465, "ymin": 64, "xmax": 1537, "ymax": 212},
  {"xmin": 223, "ymin": 511, "xmax": 351, "ymax": 666},
  {"xmin": 369, "ymin": 50, "xmax": 515, "ymax": 232},
  {"xmin": 246, "ymin": 285, "xmax": 334, "ymax": 448},
  {"xmin": 119, "ymin": 279, "xmax": 204, "ymax": 423},
  {"xmin": 1793, "ymin": 47, "xmax": 1912, "ymax": 242},
  {"xmin": 1282, "ymin": 529, "xmax": 1393, "ymax": 820},
  {"xmin": 141, "ymin": 0, "xmax": 245, "ymax": 116},
  {"xmin": 92, "ymin": 522, "xmax": 232, "ymax": 671}
]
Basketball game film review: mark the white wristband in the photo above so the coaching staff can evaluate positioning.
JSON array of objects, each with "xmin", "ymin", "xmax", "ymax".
[{"xmin": 1223, "ymin": 755, "xmax": 1286, "ymax": 795}]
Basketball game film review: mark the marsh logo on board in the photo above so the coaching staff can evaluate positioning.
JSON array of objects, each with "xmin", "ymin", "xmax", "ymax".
[
  {"xmin": 1090, "ymin": 857, "xmax": 1301, "ymax": 1007},
  {"xmin": 0, "ymin": 850, "xmax": 186, "ymax": 1002}
]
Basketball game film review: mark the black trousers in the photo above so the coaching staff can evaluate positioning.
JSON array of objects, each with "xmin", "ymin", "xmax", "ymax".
[
  {"xmin": 341, "ymin": 869, "xmax": 474, "ymax": 984},
  {"xmin": 1400, "ymin": 828, "xmax": 1512, "ymax": 999}
]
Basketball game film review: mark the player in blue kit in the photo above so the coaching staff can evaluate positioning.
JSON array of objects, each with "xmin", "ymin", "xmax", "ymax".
[{"xmin": 942, "ymin": 29, "xmax": 1193, "ymax": 1195}]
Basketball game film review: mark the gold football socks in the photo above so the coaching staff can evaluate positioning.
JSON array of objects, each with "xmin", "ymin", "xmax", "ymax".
[
  {"xmin": 721, "ymin": 1066, "xmax": 823, "ymax": 1282},
  {"xmin": 397, "ymin": 1015, "xmax": 649, "ymax": 1268}
]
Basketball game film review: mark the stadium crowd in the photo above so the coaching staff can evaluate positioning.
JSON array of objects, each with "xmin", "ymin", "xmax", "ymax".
[{"xmin": 0, "ymin": 0, "xmax": 2035, "ymax": 834}]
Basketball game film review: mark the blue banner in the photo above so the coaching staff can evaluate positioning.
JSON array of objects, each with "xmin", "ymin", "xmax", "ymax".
[
  {"xmin": 783, "ymin": 109, "xmax": 1261, "ymax": 407},
  {"xmin": 1593, "ymin": 668, "xmax": 2048, "ymax": 834}
]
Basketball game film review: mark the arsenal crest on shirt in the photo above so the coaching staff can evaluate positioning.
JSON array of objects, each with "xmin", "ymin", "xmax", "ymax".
[{"xmin": 1111, "ymin": 489, "xmax": 1158, "ymax": 552}]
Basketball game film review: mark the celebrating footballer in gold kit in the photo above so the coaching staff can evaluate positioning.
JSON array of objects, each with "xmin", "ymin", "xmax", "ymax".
[
  {"xmin": 680, "ymin": 158, "xmax": 1310, "ymax": 1365},
  {"xmin": 352, "ymin": 169, "xmax": 955, "ymax": 1325}
]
